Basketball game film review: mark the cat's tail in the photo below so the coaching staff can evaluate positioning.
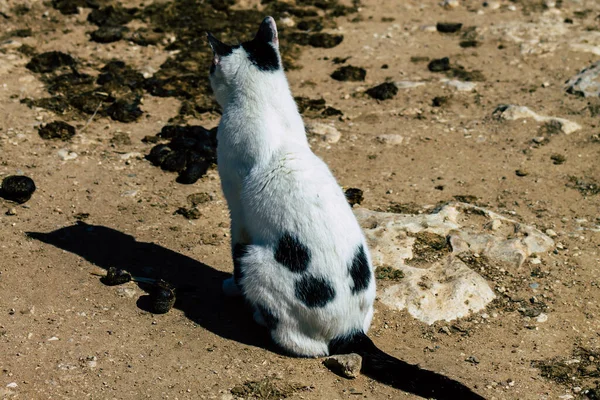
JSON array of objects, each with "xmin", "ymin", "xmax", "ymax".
[{"xmin": 329, "ymin": 331, "xmax": 486, "ymax": 400}]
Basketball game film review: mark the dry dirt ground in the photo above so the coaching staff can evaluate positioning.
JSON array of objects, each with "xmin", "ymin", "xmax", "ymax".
[{"xmin": 1, "ymin": 0, "xmax": 600, "ymax": 399}]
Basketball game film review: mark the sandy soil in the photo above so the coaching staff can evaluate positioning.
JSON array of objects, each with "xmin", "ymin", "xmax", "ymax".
[{"xmin": 0, "ymin": 0, "xmax": 599, "ymax": 399}]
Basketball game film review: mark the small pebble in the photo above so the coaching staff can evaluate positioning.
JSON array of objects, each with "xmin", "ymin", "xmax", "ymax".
[
  {"xmin": 101, "ymin": 267, "xmax": 132, "ymax": 286},
  {"xmin": 6, "ymin": 208, "xmax": 17, "ymax": 216},
  {"xmin": 545, "ymin": 229, "xmax": 557, "ymax": 238}
]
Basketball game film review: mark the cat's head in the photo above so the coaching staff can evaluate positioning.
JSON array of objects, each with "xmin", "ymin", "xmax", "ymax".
[{"xmin": 207, "ymin": 16, "xmax": 282, "ymax": 107}]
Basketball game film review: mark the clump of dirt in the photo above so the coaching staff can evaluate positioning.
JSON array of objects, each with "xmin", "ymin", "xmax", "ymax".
[
  {"xmin": 409, "ymin": 232, "xmax": 450, "ymax": 266},
  {"xmin": 551, "ymin": 154, "xmax": 566, "ymax": 165},
  {"xmin": 567, "ymin": 176, "xmax": 600, "ymax": 196},
  {"xmin": 174, "ymin": 206, "xmax": 201, "ymax": 220},
  {"xmin": 533, "ymin": 347, "xmax": 600, "ymax": 388},
  {"xmin": 26, "ymin": 51, "xmax": 76, "ymax": 73},
  {"xmin": 375, "ymin": 266, "xmax": 404, "ymax": 281},
  {"xmin": 145, "ymin": 125, "xmax": 217, "ymax": 184},
  {"xmin": 365, "ymin": 82, "xmax": 398, "ymax": 100},
  {"xmin": 90, "ymin": 26, "xmax": 128, "ymax": 43},
  {"xmin": 331, "ymin": 65, "xmax": 366, "ymax": 81},
  {"xmin": 230, "ymin": 377, "xmax": 307, "ymax": 400},
  {"xmin": 385, "ymin": 201, "xmax": 422, "ymax": 214},
  {"xmin": 38, "ymin": 121, "xmax": 76, "ymax": 140},
  {"xmin": 294, "ymin": 97, "xmax": 342, "ymax": 118}
]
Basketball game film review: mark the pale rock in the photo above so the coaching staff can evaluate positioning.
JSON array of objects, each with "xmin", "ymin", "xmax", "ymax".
[
  {"xmin": 279, "ymin": 17, "xmax": 295, "ymax": 28},
  {"xmin": 116, "ymin": 286, "xmax": 137, "ymax": 298},
  {"xmin": 354, "ymin": 202, "xmax": 554, "ymax": 324},
  {"xmin": 536, "ymin": 313, "xmax": 548, "ymax": 323},
  {"xmin": 376, "ymin": 134, "xmax": 404, "ymax": 145},
  {"xmin": 545, "ymin": 228, "xmax": 557, "ymax": 238},
  {"xmin": 565, "ymin": 60, "xmax": 600, "ymax": 97},
  {"xmin": 442, "ymin": 79, "xmax": 477, "ymax": 92},
  {"xmin": 120, "ymin": 152, "xmax": 144, "ymax": 160},
  {"xmin": 395, "ymin": 81, "xmax": 426, "ymax": 89},
  {"xmin": 442, "ymin": 0, "xmax": 459, "ymax": 9},
  {"xmin": 421, "ymin": 25, "xmax": 438, "ymax": 33},
  {"xmin": 493, "ymin": 104, "xmax": 581, "ymax": 134},
  {"xmin": 57, "ymin": 149, "xmax": 78, "ymax": 161},
  {"xmin": 6, "ymin": 383, "xmax": 17, "ymax": 388},
  {"xmin": 323, "ymin": 353, "xmax": 362, "ymax": 378},
  {"xmin": 306, "ymin": 122, "xmax": 341, "ymax": 144}
]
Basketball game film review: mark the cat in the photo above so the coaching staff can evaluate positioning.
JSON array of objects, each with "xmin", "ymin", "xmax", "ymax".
[{"xmin": 207, "ymin": 17, "xmax": 485, "ymax": 400}]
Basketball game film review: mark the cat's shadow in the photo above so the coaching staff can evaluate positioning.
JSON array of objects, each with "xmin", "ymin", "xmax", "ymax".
[{"xmin": 27, "ymin": 222, "xmax": 272, "ymax": 351}]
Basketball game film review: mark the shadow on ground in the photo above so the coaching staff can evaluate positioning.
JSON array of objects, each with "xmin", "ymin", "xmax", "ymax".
[{"xmin": 27, "ymin": 221, "xmax": 271, "ymax": 351}]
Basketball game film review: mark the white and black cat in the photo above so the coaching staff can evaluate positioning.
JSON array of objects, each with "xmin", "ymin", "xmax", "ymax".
[{"xmin": 208, "ymin": 17, "xmax": 485, "ymax": 400}]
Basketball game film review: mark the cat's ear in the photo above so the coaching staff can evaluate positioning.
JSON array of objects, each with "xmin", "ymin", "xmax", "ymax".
[
  {"xmin": 207, "ymin": 32, "xmax": 233, "ymax": 57},
  {"xmin": 255, "ymin": 16, "xmax": 279, "ymax": 48}
]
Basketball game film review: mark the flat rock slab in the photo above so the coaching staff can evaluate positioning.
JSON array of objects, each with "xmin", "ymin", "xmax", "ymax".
[
  {"xmin": 566, "ymin": 60, "xmax": 600, "ymax": 98},
  {"xmin": 493, "ymin": 104, "xmax": 581, "ymax": 134},
  {"xmin": 354, "ymin": 202, "xmax": 554, "ymax": 324}
]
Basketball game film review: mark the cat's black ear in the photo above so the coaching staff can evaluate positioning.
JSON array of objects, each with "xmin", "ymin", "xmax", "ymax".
[
  {"xmin": 207, "ymin": 32, "xmax": 233, "ymax": 57},
  {"xmin": 255, "ymin": 16, "xmax": 278, "ymax": 47}
]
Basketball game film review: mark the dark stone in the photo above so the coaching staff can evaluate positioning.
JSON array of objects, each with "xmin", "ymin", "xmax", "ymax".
[
  {"xmin": 101, "ymin": 267, "xmax": 132, "ymax": 286},
  {"xmin": 459, "ymin": 40, "xmax": 480, "ymax": 48},
  {"xmin": 295, "ymin": 275, "xmax": 336, "ymax": 308},
  {"xmin": 331, "ymin": 65, "xmax": 366, "ymax": 82},
  {"xmin": 51, "ymin": 0, "xmax": 99, "ymax": 14},
  {"xmin": 88, "ymin": 5, "xmax": 136, "ymax": 27},
  {"xmin": 1, "ymin": 175, "xmax": 36, "ymax": 204},
  {"xmin": 309, "ymin": 33, "xmax": 343, "ymax": 48},
  {"xmin": 322, "ymin": 106, "xmax": 343, "ymax": 117},
  {"xmin": 255, "ymin": 304, "xmax": 279, "ymax": 329},
  {"xmin": 349, "ymin": 245, "xmax": 371, "ymax": 294},
  {"xmin": 90, "ymin": 26, "xmax": 127, "ymax": 43},
  {"xmin": 436, "ymin": 22, "xmax": 463, "ymax": 33},
  {"xmin": 38, "ymin": 121, "xmax": 76, "ymax": 140},
  {"xmin": 295, "ymin": 97, "xmax": 326, "ymax": 113},
  {"xmin": 365, "ymin": 82, "xmax": 398, "ymax": 100},
  {"xmin": 26, "ymin": 51, "xmax": 76, "ymax": 73},
  {"xmin": 274, "ymin": 233, "xmax": 311, "ymax": 273},
  {"xmin": 149, "ymin": 280, "xmax": 176, "ymax": 314},
  {"xmin": 344, "ymin": 188, "xmax": 363, "ymax": 206},
  {"xmin": 428, "ymin": 57, "xmax": 451, "ymax": 72}
]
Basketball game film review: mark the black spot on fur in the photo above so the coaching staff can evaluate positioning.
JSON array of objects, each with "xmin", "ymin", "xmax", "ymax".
[
  {"xmin": 242, "ymin": 40, "xmax": 280, "ymax": 72},
  {"xmin": 295, "ymin": 275, "xmax": 336, "ymax": 308},
  {"xmin": 256, "ymin": 304, "xmax": 279, "ymax": 330},
  {"xmin": 232, "ymin": 243, "xmax": 249, "ymax": 285},
  {"xmin": 274, "ymin": 233, "xmax": 310, "ymax": 273},
  {"xmin": 349, "ymin": 245, "xmax": 371, "ymax": 294}
]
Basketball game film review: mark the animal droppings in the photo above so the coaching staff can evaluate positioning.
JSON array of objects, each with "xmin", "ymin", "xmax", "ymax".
[
  {"xmin": 101, "ymin": 267, "xmax": 132, "ymax": 286},
  {"xmin": 1, "ymin": 175, "xmax": 36, "ymax": 204},
  {"xmin": 149, "ymin": 280, "xmax": 176, "ymax": 314}
]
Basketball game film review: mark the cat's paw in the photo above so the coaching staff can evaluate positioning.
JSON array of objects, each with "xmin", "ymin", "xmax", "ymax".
[{"xmin": 222, "ymin": 277, "xmax": 243, "ymax": 297}]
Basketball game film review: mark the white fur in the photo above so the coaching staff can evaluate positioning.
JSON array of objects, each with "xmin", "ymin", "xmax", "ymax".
[{"xmin": 210, "ymin": 17, "xmax": 376, "ymax": 357}]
